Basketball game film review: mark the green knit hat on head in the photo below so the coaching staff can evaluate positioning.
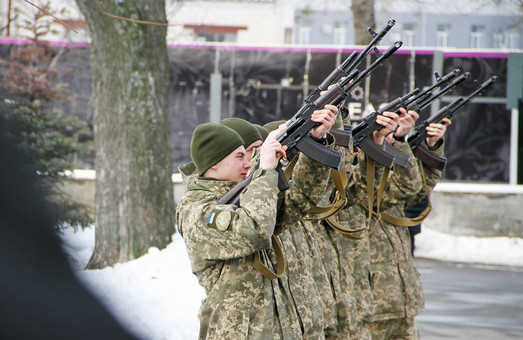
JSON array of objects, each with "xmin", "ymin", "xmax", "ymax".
[
  {"xmin": 190, "ymin": 123, "xmax": 245, "ymax": 176},
  {"xmin": 253, "ymin": 124, "xmax": 269, "ymax": 141},
  {"xmin": 263, "ymin": 120, "xmax": 287, "ymax": 133},
  {"xmin": 220, "ymin": 118, "xmax": 262, "ymax": 147}
]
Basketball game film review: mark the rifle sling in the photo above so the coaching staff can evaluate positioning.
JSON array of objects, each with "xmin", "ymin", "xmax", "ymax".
[
  {"xmin": 285, "ymin": 152, "xmax": 348, "ymax": 221},
  {"xmin": 302, "ymin": 168, "xmax": 348, "ymax": 220},
  {"xmin": 380, "ymin": 158, "xmax": 433, "ymax": 226},
  {"xmin": 323, "ymin": 156, "xmax": 390, "ymax": 239},
  {"xmin": 253, "ymin": 235, "xmax": 285, "ymax": 280},
  {"xmin": 380, "ymin": 204, "xmax": 432, "ymax": 226}
]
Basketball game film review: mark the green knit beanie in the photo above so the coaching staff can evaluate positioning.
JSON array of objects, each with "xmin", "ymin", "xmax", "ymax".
[
  {"xmin": 263, "ymin": 120, "xmax": 287, "ymax": 133},
  {"xmin": 220, "ymin": 118, "xmax": 262, "ymax": 147},
  {"xmin": 253, "ymin": 124, "xmax": 269, "ymax": 141},
  {"xmin": 190, "ymin": 123, "xmax": 245, "ymax": 176}
]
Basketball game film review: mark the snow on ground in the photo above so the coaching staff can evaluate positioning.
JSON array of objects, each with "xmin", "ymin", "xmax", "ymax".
[{"xmin": 60, "ymin": 226, "xmax": 523, "ymax": 340}]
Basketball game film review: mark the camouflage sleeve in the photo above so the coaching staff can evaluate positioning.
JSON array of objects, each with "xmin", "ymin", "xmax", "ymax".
[
  {"xmin": 379, "ymin": 142, "xmax": 423, "ymax": 210},
  {"xmin": 344, "ymin": 151, "xmax": 385, "ymax": 207},
  {"xmin": 274, "ymin": 135, "xmax": 335, "ymax": 232},
  {"xmin": 408, "ymin": 139, "xmax": 445, "ymax": 205},
  {"xmin": 177, "ymin": 169, "xmax": 279, "ymax": 272}
]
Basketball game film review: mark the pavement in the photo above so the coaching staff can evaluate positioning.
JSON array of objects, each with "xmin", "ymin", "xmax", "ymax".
[{"xmin": 415, "ymin": 258, "xmax": 523, "ymax": 339}]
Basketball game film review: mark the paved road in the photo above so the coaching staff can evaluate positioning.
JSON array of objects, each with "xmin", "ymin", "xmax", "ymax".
[{"xmin": 415, "ymin": 258, "xmax": 523, "ymax": 339}]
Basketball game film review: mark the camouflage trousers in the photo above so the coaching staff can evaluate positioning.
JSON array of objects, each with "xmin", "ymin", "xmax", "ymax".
[
  {"xmin": 367, "ymin": 317, "xmax": 420, "ymax": 340},
  {"xmin": 348, "ymin": 321, "xmax": 371, "ymax": 340}
]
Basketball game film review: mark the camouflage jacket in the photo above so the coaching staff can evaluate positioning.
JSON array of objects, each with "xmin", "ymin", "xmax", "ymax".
[
  {"xmin": 369, "ymin": 140, "xmax": 444, "ymax": 321},
  {"xmin": 176, "ymin": 151, "xmax": 332, "ymax": 340},
  {"xmin": 334, "ymin": 142, "xmax": 424, "ymax": 326},
  {"xmin": 310, "ymin": 144, "xmax": 357, "ymax": 337},
  {"xmin": 276, "ymin": 129, "xmax": 348, "ymax": 339}
]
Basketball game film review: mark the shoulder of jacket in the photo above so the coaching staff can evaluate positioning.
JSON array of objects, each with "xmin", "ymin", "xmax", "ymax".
[{"xmin": 187, "ymin": 181, "xmax": 210, "ymax": 192}]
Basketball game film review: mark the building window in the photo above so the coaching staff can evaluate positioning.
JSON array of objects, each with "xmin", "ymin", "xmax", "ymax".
[
  {"xmin": 506, "ymin": 31, "xmax": 518, "ymax": 49},
  {"xmin": 284, "ymin": 27, "xmax": 293, "ymax": 44},
  {"xmin": 184, "ymin": 24, "xmax": 247, "ymax": 43},
  {"xmin": 195, "ymin": 32, "xmax": 236, "ymax": 42},
  {"xmin": 436, "ymin": 24, "xmax": 451, "ymax": 47},
  {"xmin": 493, "ymin": 32, "xmax": 504, "ymax": 48},
  {"xmin": 493, "ymin": 30, "xmax": 518, "ymax": 49},
  {"xmin": 333, "ymin": 22, "xmax": 346, "ymax": 45},
  {"xmin": 402, "ymin": 23, "xmax": 416, "ymax": 46},
  {"xmin": 298, "ymin": 26, "xmax": 311, "ymax": 44},
  {"xmin": 470, "ymin": 25, "xmax": 484, "ymax": 48}
]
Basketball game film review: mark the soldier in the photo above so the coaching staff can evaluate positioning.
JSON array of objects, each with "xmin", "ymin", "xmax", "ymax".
[
  {"xmin": 176, "ymin": 105, "xmax": 338, "ymax": 339},
  {"xmin": 264, "ymin": 114, "xmax": 350, "ymax": 339},
  {"xmin": 343, "ymin": 108, "xmax": 424, "ymax": 340},
  {"xmin": 178, "ymin": 117, "xmax": 263, "ymax": 189},
  {"xmin": 311, "ymin": 109, "xmax": 402, "ymax": 339},
  {"xmin": 317, "ymin": 107, "xmax": 422, "ymax": 339},
  {"xmin": 367, "ymin": 118, "xmax": 451, "ymax": 340},
  {"xmin": 220, "ymin": 117, "xmax": 264, "ymax": 161}
]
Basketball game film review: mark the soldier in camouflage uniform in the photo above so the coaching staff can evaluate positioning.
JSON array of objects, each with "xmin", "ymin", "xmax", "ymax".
[
  {"xmin": 311, "ymin": 110, "xmax": 401, "ymax": 339},
  {"xmin": 178, "ymin": 117, "xmax": 264, "ymax": 195},
  {"xmin": 367, "ymin": 117, "xmax": 451, "ymax": 340},
  {"xmin": 176, "ymin": 105, "xmax": 338, "ymax": 340},
  {"xmin": 323, "ymin": 108, "xmax": 427, "ymax": 339},
  {"xmin": 263, "ymin": 116, "xmax": 345, "ymax": 339}
]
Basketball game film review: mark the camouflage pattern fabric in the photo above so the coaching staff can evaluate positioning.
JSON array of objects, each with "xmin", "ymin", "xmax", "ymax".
[
  {"xmin": 176, "ymin": 149, "xmax": 333, "ymax": 339},
  {"xmin": 275, "ymin": 133, "xmax": 343, "ymax": 339},
  {"xmin": 367, "ymin": 316, "xmax": 420, "ymax": 340},
  {"xmin": 301, "ymin": 220, "xmax": 339, "ymax": 336},
  {"xmin": 309, "ymin": 143, "xmax": 357, "ymax": 339},
  {"xmin": 335, "ymin": 142, "xmax": 424, "ymax": 338},
  {"xmin": 367, "ymin": 141, "xmax": 445, "ymax": 338},
  {"xmin": 278, "ymin": 224, "xmax": 326, "ymax": 339}
]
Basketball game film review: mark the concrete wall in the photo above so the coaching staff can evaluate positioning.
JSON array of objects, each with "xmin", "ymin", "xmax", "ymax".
[
  {"xmin": 424, "ymin": 183, "xmax": 523, "ymax": 237},
  {"xmin": 62, "ymin": 171, "xmax": 523, "ymax": 237}
]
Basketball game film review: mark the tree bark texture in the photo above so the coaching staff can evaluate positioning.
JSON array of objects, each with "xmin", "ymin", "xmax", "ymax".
[
  {"xmin": 351, "ymin": 0, "xmax": 376, "ymax": 45},
  {"xmin": 75, "ymin": 0, "xmax": 175, "ymax": 269}
]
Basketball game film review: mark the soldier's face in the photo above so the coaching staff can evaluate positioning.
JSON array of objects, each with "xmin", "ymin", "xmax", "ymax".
[
  {"xmin": 212, "ymin": 146, "xmax": 252, "ymax": 181},
  {"xmin": 245, "ymin": 140, "xmax": 262, "ymax": 161}
]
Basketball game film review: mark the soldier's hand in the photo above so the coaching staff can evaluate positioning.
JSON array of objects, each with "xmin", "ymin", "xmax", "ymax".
[
  {"xmin": 426, "ymin": 118, "xmax": 451, "ymax": 147},
  {"xmin": 259, "ymin": 124, "xmax": 288, "ymax": 170},
  {"xmin": 372, "ymin": 111, "xmax": 399, "ymax": 145},
  {"xmin": 310, "ymin": 104, "xmax": 338, "ymax": 139},
  {"xmin": 394, "ymin": 108, "xmax": 419, "ymax": 138}
]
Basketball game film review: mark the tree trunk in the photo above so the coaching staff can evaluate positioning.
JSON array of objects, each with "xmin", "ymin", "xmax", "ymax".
[
  {"xmin": 75, "ymin": 0, "xmax": 175, "ymax": 269},
  {"xmin": 351, "ymin": 0, "xmax": 376, "ymax": 45}
]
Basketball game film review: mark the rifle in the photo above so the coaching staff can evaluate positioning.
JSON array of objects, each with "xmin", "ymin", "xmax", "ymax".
[
  {"xmin": 407, "ymin": 75, "xmax": 498, "ymax": 170},
  {"xmin": 218, "ymin": 41, "xmax": 403, "ymax": 206},
  {"xmin": 304, "ymin": 19, "xmax": 396, "ymax": 105},
  {"xmin": 347, "ymin": 69, "xmax": 470, "ymax": 169}
]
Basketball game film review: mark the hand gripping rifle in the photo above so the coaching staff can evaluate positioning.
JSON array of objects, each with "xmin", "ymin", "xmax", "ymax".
[
  {"xmin": 382, "ymin": 69, "xmax": 469, "ymax": 167},
  {"xmin": 348, "ymin": 69, "xmax": 470, "ymax": 169},
  {"xmin": 407, "ymin": 75, "xmax": 498, "ymax": 170},
  {"xmin": 218, "ymin": 41, "xmax": 403, "ymax": 206}
]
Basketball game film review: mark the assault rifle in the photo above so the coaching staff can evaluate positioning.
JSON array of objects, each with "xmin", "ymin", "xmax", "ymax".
[
  {"xmin": 218, "ymin": 41, "xmax": 403, "ymax": 206},
  {"xmin": 346, "ymin": 69, "xmax": 470, "ymax": 169},
  {"xmin": 304, "ymin": 19, "xmax": 396, "ymax": 105},
  {"xmin": 407, "ymin": 75, "xmax": 498, "ymax": 170}
]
